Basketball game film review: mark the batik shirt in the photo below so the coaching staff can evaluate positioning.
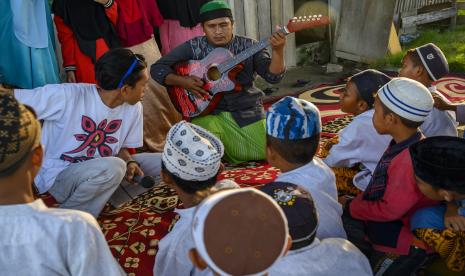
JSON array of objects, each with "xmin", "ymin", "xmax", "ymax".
[
  {"xmin": 15, "ymin": 83, "xmax": 143, "ymax": 193},
  {"xmin": 151, "ymin": 35, "xmax": 285, "ymax": 127}
]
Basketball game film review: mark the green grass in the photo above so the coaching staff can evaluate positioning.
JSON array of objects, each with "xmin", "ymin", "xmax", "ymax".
[{"xmin": 372, "ymin": 25, "xmax": 465, "ymax": 73}]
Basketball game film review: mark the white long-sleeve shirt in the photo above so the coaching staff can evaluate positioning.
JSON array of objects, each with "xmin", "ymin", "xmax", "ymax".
[
  {"xmin": 420, "ymin": 86, "xmax": 458, "ymax": 137},
  {"xmin": 154, "ymin": 207, "xmax": 196, "ymax": 276},
  {"xmin": 324, "ymin": 109, "xmax": 391, "ymax": 191},
  {"xmin": 0, "ymin": 200, "xmax": 125, "ymax": 276},
  {"xmin": 268, "ymin": 238, "xmax": 373, "ymax": 276},
  {"xmin": 275, "ymin": 158, "xmax": 347, "ymax": 239}
]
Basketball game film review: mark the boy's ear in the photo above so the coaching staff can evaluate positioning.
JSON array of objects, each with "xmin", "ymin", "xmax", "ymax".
[
  {"xmin": 438, "ymin": 189, "xmax": 455, "ymax": 202},
  {"xmin": 414, "ymin": 65, "xmax": 426, "ymax": 79},
  {"xmin": 218, "ymin": 163, "xmax": 225, "ymax": 174},
  {"xmin": 358, "ymin": 100, "xmax": 369, "ymax": 112},
  {"xmin": 31, "ymin": 145, "xmax": 43, "ymax": 169},
  {"xmin": 119, "ymin": 85, "xmax": 131, "ymax": 98},
  {"xmin": 284, "ymin": 235, "xmax": 292, "ymax": 256},
  {"xmin": 161, "ymin": 170, "xmax": 173, "ymax": 185},
  {"xmin": 189, "ymin": 248, "xmax": 208, "ymax": 271}
]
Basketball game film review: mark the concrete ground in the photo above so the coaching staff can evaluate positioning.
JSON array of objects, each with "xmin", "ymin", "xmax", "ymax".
[{"xmin": 256, "ymin": 64, "xmax": 358, "ymax": 100}]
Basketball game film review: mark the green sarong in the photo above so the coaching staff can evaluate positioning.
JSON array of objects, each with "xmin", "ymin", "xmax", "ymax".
[{"xmin": 192, "ymin": 112, "xmax": 266, "ymax": 164}]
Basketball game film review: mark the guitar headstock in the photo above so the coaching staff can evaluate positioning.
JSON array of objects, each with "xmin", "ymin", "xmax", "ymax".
[{"xmin": 284, "ymin": 15, "xmax": 331, "ymax": 34}]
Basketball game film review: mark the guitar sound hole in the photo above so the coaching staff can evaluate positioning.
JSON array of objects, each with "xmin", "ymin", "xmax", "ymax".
[{"xmin": 207, "ymin": 66, "xmax": 221, "ymax": 81}]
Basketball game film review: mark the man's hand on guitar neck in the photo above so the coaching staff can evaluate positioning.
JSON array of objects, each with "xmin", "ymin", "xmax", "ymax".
[
  {"xmin": 165, "ymin": 74, "xmax": 210, "ymax": 99},
  {"xmin": 268, "ymin": 27, "xmax": 286, "ymax": 75}
]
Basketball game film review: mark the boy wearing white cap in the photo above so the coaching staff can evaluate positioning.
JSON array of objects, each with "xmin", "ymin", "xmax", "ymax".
[
  {"xmin": 399, "ymin": 43, "xmax": 458, "ymax": 137},
  {"xmin": 189, "ymin": 188, "xmax": 290, "ymax": 276},
  {"xmin": 265, "ymin": 96, "xmax": 346, "ymax": 239},
  {"xmin": 154, "ymin": 121, "xmax": 238, "ymax": 276},
  {"xmin": 260, "ymin": 182, "xmax": 372, "ymax": 276},
  {"xmin": 341, "ymin": 78, "xmax": 440, "ymax": 275}
]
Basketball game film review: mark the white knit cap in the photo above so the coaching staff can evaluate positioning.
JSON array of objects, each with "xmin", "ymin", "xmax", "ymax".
[
  {"xmin": 377, "ymin": 77, "xmax": 433, "ymax": 122},
  {"xmin": 191, "ymin": 188, "xmax": 289, "ymax": 276},
  {"xmin": 162, "ymin": 121, "xmax": 224, "ymax": 181}
]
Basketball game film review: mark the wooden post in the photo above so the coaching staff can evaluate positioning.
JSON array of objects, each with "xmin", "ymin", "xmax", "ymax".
[
  {"xmin": 244, "ymin": 0, "xmax": 259, "ymax": 40},
  {"xmin": 451, "ymin": 0, "xmax": 457, "ymax": 29},
  {"xmin": 282, "ymin": 0, "xmax": 296, "ymax": 67},
  {"xmin": 232, "ymin": 0, "xmax": 246, "ymax": 36},
  {"xmin": 257, "ymin": 0, "xmax": 272, "ymax": 39},
  {"xmin": 328, "ymin": 0, "xmax": 342, "ymax": 63}
]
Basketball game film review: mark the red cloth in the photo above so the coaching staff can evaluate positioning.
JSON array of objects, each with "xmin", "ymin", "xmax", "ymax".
[
  {"xmin": 115, "ymin": 0, "xmax": 163, "ymax": 47},
  {"xmin": 349, "ymin": 149, "xmax": 439, "ymax": 255},
  {"xmin": 54, "ymin": 3, "xmax": 118, "ymax": 83}
]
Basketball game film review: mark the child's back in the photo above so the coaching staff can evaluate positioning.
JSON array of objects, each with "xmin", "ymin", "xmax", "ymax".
[
  {"xmin": 266, "ymin": 96, "xmax": 346, "ymax": 239},
  {"xmin": 260, "ymin": 182, "xmax": 371, "ymax": 276},
  {"xmin": 0, "ymin": 202, "xmax": 125, "ymax": 275}
]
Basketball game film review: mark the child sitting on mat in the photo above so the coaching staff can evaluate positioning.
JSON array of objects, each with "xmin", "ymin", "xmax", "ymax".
[
  {"xmin": 154, "ymin": 121, "xmax": 238, "ymax": 276},
  {"xmin": 409, "ymin": 136, "xmax": 465, "ymax": 272},
  {"xmin": 260, "ymin": 182, "xmax": 372, "ymax": 276},
  {"xmin": 266, "ymin": 96, "xmax": 346, "ymax": 239},
  {"xmin": 189, "ymin": 188, "xmax": 290, "ymax": 276},
  {"xmin": 341, "ymin": 78, "xmax": 439, "ymax": 275},
  {"xmin": 398, "ymin": 43, "xmax": 457, "ymax": 137},
  {"xmin": 323, "ymin": 69, "xmax": 391, "ymax": 195}
]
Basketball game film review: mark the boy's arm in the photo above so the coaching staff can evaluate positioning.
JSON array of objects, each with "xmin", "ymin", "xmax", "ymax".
[
  {"xmin": 457, "ymin": 105, "xmax": 465, "ymax": 124},
  {"xmin": 118, "ymin": 148, "xmax": 143, "ymax": 183},
  {"xmin": 13, "ymin": 85, "xmax": 67, "ymax": 121},
  {"xmin": 444, "ymin": 201, "xmax": 465, "ymax": 231},
  {"xmin": 324, "ymin": 126, "xmax": 363, "ymax": 168},
  {"xmin": 349, "ymin": 153, "xmax": 421, "ymax": 221}
]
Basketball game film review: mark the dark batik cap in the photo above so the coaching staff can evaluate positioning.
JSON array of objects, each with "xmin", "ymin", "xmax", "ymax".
[
  {"xmin": 410, "ymin": 136, "xmax": 465, "ymax": 194},
  {"xmin": 350, "ymin": 69, "xmax": 391, "ymax": 107},
  {"xmin": 260, "ymin": 182, "xmax": 318, "ymax": 250},
  {"xmin": 415, "ymin": 43, "xmax": 449, "ymax": 81}
]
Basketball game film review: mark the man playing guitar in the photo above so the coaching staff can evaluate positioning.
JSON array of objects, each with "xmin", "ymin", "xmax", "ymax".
[{"xmin": 151, "ymin": 0, "xmax": 286, "ymax": 164}]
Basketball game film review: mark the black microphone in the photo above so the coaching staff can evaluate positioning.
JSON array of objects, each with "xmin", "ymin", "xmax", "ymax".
[{"xmin": 133, "ymin": 175, "xmax": 157, "ymax": 188}]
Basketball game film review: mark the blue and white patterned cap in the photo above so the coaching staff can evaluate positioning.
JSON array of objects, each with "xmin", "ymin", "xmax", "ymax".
[
  {"xmin": 377, "ymin": 78, "xmax": 433, "ymax": 122},
  {"xmin": 266, "ymin": 96, "xmax": 321, "ymax": 140}
]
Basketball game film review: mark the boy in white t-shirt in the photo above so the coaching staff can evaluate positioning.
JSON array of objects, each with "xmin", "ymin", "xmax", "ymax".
[
  {"xmin": 1, "ymin": 48, "xmax": 161, "ymax": 218},
  {"xmin": 0, "ymin": 93, "xmax": 125, "ymax": 275}
]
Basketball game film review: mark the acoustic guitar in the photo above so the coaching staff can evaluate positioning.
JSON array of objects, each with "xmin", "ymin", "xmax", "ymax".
[{"xmin": 168, "ymin": 15, "xmax": 331, "ymax": 119}]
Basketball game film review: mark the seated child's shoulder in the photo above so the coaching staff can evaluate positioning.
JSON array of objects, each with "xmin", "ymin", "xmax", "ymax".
[{"xmin": 42, "ymin": 207, "xmax": 101, "ymax": 232}]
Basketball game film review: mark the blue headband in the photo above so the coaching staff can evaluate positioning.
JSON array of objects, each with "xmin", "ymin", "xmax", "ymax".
[{"xmin": 117, "ymin": 58, "xmax": 140, "ymax": 89}]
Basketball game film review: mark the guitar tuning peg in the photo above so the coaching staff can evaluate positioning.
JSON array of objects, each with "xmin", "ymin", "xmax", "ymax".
[
  {"xmin": 303, "ymin": 16, "xmax": 307, "ymax": 19},
  {"xmin": 319, "ymin": 14, "xmax": 322, "ymax": 17},
  {"xmin": 312, "ymin": 18, "xmax": 315, "ymax": 21},
  {"xmin": 293, "ymin": 17, "xmax": 297, "ymax": 20}
]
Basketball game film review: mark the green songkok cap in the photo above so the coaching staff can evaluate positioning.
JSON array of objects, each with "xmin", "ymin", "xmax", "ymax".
[{"xmin": 199, "ymin": 0, "xmax": 233, "ymax": 23}]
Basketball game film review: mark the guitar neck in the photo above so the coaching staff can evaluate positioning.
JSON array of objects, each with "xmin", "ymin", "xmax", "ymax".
[{"xmin": 218, "ymin": 27, "xmax": 289, "ymax": 74}]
